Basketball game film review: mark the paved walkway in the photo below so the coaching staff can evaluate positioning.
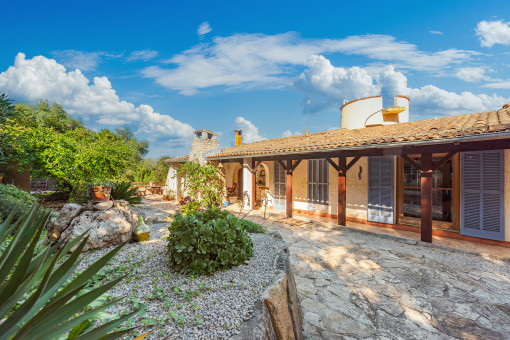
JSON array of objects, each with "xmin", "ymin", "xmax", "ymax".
[{"xmin": 237, "ymin": 210, "xmax": 510, "ymax": 340}]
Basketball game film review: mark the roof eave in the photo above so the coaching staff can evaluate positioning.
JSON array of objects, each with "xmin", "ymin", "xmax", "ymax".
[{"xmin": 207, "ymin": 131, "xmax": 510, "ymax": 160}]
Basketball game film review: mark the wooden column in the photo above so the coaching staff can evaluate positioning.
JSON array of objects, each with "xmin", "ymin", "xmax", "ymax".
[
  {"xmin": 286, "ymin": 160, "xmax": 293, "ymax": 218},
  {"xmin": 338, "ymin": 157, "xmax": 347, "ymax": 226},
  {"xmin": 251, "ymin": 165, "xmax": 256, "ymax": 209},
  {"xmin": 420, "ymin": 153, "xmax": 433, "ymax": 243}
]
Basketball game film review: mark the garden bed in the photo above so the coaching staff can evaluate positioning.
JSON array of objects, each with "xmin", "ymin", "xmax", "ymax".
[{"xmin": 76, "ymin": 201, "xmax": 281, "ymax": 339}]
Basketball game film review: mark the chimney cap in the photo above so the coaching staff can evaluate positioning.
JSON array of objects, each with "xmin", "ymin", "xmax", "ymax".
[{"xmin": 194, "ymin": 129, "xmax": 217, "ymax": 136}]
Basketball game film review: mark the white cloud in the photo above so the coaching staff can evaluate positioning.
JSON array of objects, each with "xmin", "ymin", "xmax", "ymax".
[
  {"xmin": 141, "ymin": 32, "xmax": 478, "ymax": 95},
  {"xmin": 429, "ymin": 31, "xmax": 443, "ymax": 35},
  {"xmin": 282, "ymin": 130, "xmax": 302, "ymax": 137},
  {"xmin": 294, "ymin": 56, "xmax": 510, "ymax": 116},
  {"xmin": 235, "ymin": 117, "xmax": 265, "ymax": 143},
  {"xmin": 197, "ymin": 22, "xmax": 212, "ymax": 36},
  {"xmin": 476, "ymin": 20, "xmax": 510, "ymax": 47},
  {"xmin": 127, "ymin": 50, "xmax": 159, "ymax": 62},
  {"xmin": 51, "ymin": 50, "xmax": 104, "ymax": 71},
  {"xmin": 294, "ymin": 55, "xmax": 379, "ymax": 113},
  {"xmin": 483, "ymin": 80, "xmax": 510, "ymax": 89},
  {"xmin": 455, "ymin": 67, "xmax": 491, "ymax": 82},
  {"xmin": 0, "ymin": 53, "xmax": 194, "ymax": 141}
]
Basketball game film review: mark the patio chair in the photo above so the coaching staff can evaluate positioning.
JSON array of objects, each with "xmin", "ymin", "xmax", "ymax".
[{"xmin": 227, "ymin": 183, "xmax": 237, "ymax": 197}]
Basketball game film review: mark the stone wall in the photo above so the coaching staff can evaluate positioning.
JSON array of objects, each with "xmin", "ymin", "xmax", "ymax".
[
  {"xmin": 190, "ymin": 138, "xmax": 220, "ymax": 164},
  {"xmin": 234, "ymin": 233, "xmax": 303, "ymax": 340}
]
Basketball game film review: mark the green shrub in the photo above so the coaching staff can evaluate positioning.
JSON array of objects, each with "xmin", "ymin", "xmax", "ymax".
[
  {"xmin": 238, "ymin": 219, "xmax": 267, "ymax": 234},
  {"xmin": 111, "ymin": 181, "xmax": 142, "ymax": 205},
  {"xmin": 0, "ymin": 204, "xmax": 137, "ymax": 339},
  {"xmin": 167, "ymin": 207, "xmax": 253, "ymax": 275},
  {"xmin": 0, "ymin": 184, "xmax": 38, "ymax": 222}
]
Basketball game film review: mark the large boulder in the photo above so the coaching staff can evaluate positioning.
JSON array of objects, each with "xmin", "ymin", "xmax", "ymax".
[
  {"xmin": 47, "ymin": 203, "xmax": 84, "ymax": 242},
  {"xmin": 49, "ymin": 200, "xmax": 138, "ymax": 252}
]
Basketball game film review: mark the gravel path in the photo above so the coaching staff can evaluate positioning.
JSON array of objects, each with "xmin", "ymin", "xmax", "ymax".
[{"xmin": 77, "ymin": 200, "xmax": 280, "ymax": 339}]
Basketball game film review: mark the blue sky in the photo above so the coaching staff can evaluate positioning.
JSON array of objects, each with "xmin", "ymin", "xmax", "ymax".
[{"xmin": 1, "ymin": 0, "xmax": 510, "ymax": 158}]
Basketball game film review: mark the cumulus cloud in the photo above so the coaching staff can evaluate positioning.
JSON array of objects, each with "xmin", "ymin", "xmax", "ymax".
[
  {"xmin": 282, "ymin": 130, "xmax": 302, "ymax": 137},
  {"xmin": 197, "ymin": 22, "xmax": 212, "ymax": 36},
  {"xmin": 51, "ymin": 50, "xmax": 105, "ymax": 71},
  {"xmin": 0, "ymin": 53, "xmax": 194, "ymax": 141},
  {"xmin": 476, "ymin": 20, "xmax": 510, "ymax": 47},
  {"xmin": 141, "ymin": 32, "xmax": 478, "ymax": 95},
  {"xmin": 235, "ymin": 117, "xmax": 265, "ymax": 143},
  {"xmin": 127, "ymin": 50, "xmax": 159, "ymax": 62},
  {"xmin": 294, "ymin": 55, "xmax": 379, "ymax": 113},
  {"xmin": 455, "ymin": 67, "xmax": 491, "ymax": 82},
  {"xmin": 429, "ymin": 31, "xmax": 443, "ymax": 35},
  {"xmin": 294, "ymin": 55, "xmax": 510, "ymax": 116}
]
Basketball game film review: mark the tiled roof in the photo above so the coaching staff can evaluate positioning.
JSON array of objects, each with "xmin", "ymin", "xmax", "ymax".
[
  {"xmin": 208, "ymin": 107, "xmax": 510, "ymax": 159},
  {"xmin": 165, "ymin": 155, "xmax": 189, "ymax": 163}
]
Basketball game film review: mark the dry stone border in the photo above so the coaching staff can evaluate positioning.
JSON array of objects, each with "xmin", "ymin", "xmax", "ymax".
[{"xmin": 239, "ymin": 211, "xmax": 510, "ymax": 340}]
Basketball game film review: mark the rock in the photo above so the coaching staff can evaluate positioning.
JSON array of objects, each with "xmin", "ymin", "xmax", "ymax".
[
  {"xmin": 59, "ymin": 206, "xmax": 135, "ymax": 252},
  {"xmin": 114, "ymin": 200, "xmax": 138, "ymax": 226},
  {"xmin": 47, "ymin": 203, "xmax": 84, "ymax": 241},
  {"xmin": 234, "ymin": 234, "xmax": 303, "ymax": 340},
  {"xmin": 93, "ymin": 201, "xmax": 114, "ymax": 210}
]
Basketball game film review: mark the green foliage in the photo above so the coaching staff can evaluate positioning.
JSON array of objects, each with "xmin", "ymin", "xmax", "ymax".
[
  {"xmin": 238, "ymin": 219, "xmax": 267, "ymax": 234},
  {"xmin": 111, "ymin": 181, "xmax": 142, "ymax": 205},
  {"xmin": 167, "ymin": 207, "xmax": 253, "ymax": 275},
  {"xmin": 132, "ymin": 156, "xmax": 170, "ymax": 183},
  {"xmin": 3, "ymin": 118, "xmax": 147, "ymax": 198},
  {"xmin": 0, "ymin": 204, "xmax": 137, "ymax": 339},
  {"xmin": 177, "ymin": 161, "xmax": 224, "ymax": 208},
  {"xmin": 179, "ymin": 201, "xmax": 201, "ymax": 216},
  {"xmin": 0, "ymin": 184, "xmax": 49, "ymax": 223}
]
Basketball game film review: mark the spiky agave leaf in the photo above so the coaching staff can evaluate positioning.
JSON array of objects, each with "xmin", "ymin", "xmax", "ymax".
[{"xmin": 0, "ymin": 204, "xmax": 137, "ymax": 340}]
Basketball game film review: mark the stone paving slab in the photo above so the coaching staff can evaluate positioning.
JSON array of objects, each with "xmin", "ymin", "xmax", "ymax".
[{"xmin": 238, "ymin": 211, "xmax": 510, "ymax": 340}]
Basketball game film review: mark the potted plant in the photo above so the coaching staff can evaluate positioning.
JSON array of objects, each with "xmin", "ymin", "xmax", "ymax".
[
  {"xmin": 176, "ymin": 188, "xmax": 183, "ymax": 203},
  {"xmin": 88, "ymin": 180, "xmax": 114, "ymax": 202}
]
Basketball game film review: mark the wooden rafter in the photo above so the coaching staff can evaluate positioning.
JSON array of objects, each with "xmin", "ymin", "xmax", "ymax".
[
  {"xmin": 290, "ymin": 159, "xmax": 302, "ymax": 172},
  {"xmin": 432, "ymin": 152, "xmax": 456, "ymax": 171},
  {"xmin": 402, "ymin": 154, "xmax": 422, "ymax": 171},
  {"xmin": 346, "ymin": 156, "xmax": 361, "ymax": 172},
  {"xmin": 325, "ymin": 158, "xmax": 339, "ymax": 171}
]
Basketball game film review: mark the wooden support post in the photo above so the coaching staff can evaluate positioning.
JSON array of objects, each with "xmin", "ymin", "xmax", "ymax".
[
  {"xmin": 286, "ymin": 160, "xmax": 293, "ymax": 218},
  {"xmin": 338, "ymin": 156, "xmax": 347, "ymax": 226},
  {"xmin": 420, "ymin": 153, "xmax": 433, "ymax": 243},
  {"xmin": 251, "ymin": 159, "xmax": 256, "ymax": 209}
]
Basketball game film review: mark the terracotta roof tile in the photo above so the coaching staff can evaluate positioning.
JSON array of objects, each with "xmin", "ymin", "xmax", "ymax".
[
  {"xmin": 165, "ymin": 155, "xmax": 189, "ymax": 163},
  {"xmin": 208, "ymin": 108, "xmax": 510, "ymax": 159}
]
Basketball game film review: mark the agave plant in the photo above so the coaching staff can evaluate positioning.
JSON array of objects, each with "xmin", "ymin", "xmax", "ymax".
[
  {"xmin": 111, "ymin": 181, "xmax": 142, "ymax": 205},
  {"xmin": 0, "ymin": 204, "xmax": 137, "ymax": 340}
]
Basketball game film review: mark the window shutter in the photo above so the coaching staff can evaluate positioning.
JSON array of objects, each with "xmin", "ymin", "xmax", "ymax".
[
  {"xmin": 461, "ymin": 151, "xmax": 504, "ymax": 240},
  {"xmin": 368, "ymin": 156, "xmax": 394, "ymax": 224}
]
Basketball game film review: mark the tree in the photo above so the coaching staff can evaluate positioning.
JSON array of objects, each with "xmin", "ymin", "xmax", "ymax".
[
  {"xmin": 177, "ymin": 160, "xmax": 224, "ymax": 207},
  {"xmin": 2, "ymin": 98, "xmax": 149, "ymax": 198}
]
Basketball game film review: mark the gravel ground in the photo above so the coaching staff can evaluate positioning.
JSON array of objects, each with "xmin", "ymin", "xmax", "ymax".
[{"xmin": 77, "ymin": 200, "xmax": 280, "ymax": 339}]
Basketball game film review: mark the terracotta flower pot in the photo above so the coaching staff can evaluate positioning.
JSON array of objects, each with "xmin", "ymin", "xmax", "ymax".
[{"xmin": 90, "ymin": 186, "xmax": 112, "ymax": 202}]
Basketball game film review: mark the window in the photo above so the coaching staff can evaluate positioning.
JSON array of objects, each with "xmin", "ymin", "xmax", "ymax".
[
  {"xmin": 308, "ymin": 159, "xmax": 329, "ymax": 205},
  {"xmin": 402, "ymin": 156, "xmax": 453, "ymax": 222}
]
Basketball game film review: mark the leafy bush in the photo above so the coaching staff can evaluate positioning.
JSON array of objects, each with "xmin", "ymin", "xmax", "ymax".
[
  {"xmin": 111, "ymin": 181, "xmax": 142, "ymax": 205},
  {"xmin": 0, "ymin": 184, "xmax": 38, "ymax": 222},
  {"xmin": 167, "ymin": 207, "xmax": 253, "ymax": 275},
  {"xmin": 238, "ymin": 219, "xmax": 267, "ymax": 234},
  {"xmin": 0, "ymin": 204, "xmax": 138, "ymax": 339}
]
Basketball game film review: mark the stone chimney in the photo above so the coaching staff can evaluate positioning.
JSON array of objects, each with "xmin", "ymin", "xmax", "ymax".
[{"xmin": 189, "ymin": 129, "xmax": 220, "ymax": 165}]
